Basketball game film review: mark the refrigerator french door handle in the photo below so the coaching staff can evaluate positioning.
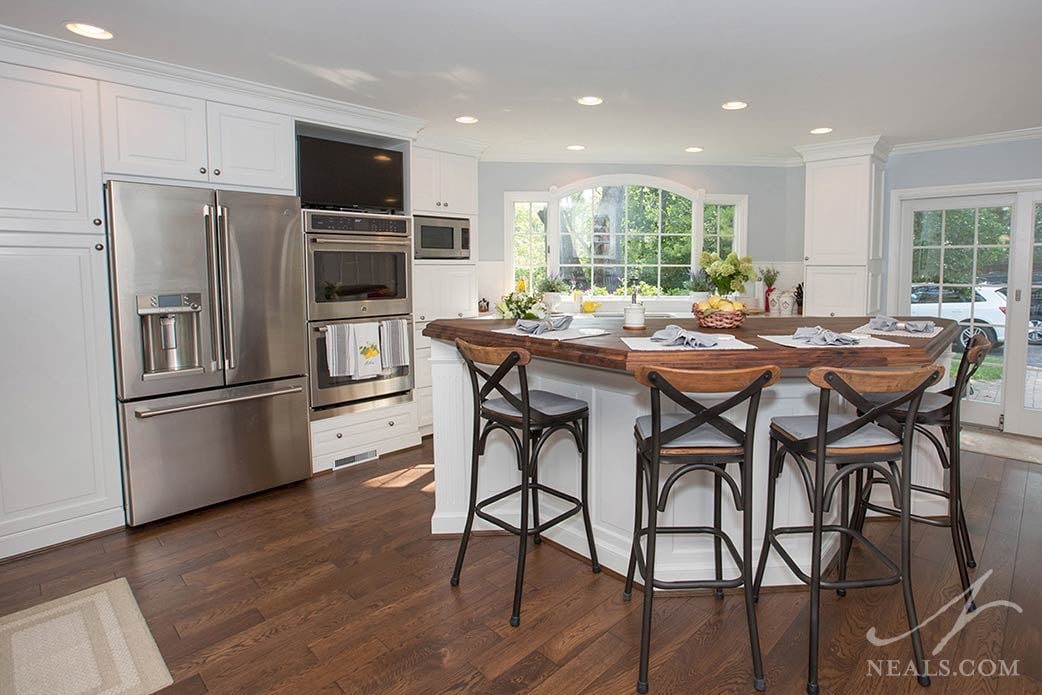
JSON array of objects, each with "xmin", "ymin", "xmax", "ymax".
[
  {"xmin": 133, "ymin": 386, "xmax": 304, "ymax": 419},
  {"xmin": 217, "ymin": 205, "xmax": 237, "ymax": 370},
  {"xmin": 203, "ymin": 204, "xmax": 222, "ymax": 371}
]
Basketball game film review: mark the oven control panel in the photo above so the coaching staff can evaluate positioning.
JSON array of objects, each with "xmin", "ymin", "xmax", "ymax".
[{"xmin": 306, "ymin": 211, "xmax": 409, "ymax": 235}]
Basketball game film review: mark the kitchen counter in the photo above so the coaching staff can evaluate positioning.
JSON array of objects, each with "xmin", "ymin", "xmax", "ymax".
[{"xmin": 422, "ymin": 316, "xmax": 956, "ymax": 587}]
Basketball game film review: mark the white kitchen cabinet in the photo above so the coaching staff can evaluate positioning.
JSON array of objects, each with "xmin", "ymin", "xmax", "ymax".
[
  {"xmin": 803, "ymin": 265, "xmax": 867, "ymax": 317},
  {"xmin": 0, "ymin": 233, "xmax": 124, "ymax": 558},
  {"xmin": 0, "ymin": 64, "xmax": 103, "ymax": 234},
  {"xmin": 101, "ymin": 83, "xmax": 210, "ymax": 182},
  {"xmin": 412, "ymin": 264, "xmax": 478, "ymax": 321},
  {"xmin": 206, "ymin": 102, "xmax": 295, "ymax": 190},
  {"xmin": 101, "ymin": 84, "xmax": 295, "ymax": 191},
  {"xmin": 411, "ymin": 147, "xmax": 478, "ymax": 216}
]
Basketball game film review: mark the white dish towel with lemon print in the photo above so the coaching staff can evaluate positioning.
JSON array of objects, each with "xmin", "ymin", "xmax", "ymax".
[
  {"xmin": 325, "ymin": 322, "xmax": 382, "ymax": 379},
  {"xmin": 352, "ymin": 322, "xmax": 383, "ymax": 379}
]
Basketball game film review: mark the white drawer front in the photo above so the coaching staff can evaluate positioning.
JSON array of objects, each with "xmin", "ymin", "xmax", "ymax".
[{"xmin": 313, "ymin": 408, "xmax": 417, "ymax": 456}]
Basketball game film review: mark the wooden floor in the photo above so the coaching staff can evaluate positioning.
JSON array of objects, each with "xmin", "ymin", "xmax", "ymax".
[{"xmin": 1, "ymin": 439, "xmax": 1039, "ymax": 694}]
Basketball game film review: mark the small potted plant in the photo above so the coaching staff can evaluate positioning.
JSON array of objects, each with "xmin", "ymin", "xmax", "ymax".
[
  {"xmin": 686, "ymin": 269, "xmax": 715, "ymax": 309},
  {"xmin": 759, "ymin": 265, "xmax": 780, "ymax": 313},
  {"xmin": 536, "ymin": 274, "xmax": 572, "ymax": 313},
  {"xmin": 694, "ymin": 251, "xmax": 757, "ymax": 328}
]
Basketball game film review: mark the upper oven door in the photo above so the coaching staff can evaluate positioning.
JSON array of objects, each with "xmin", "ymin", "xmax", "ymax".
[
  {"xmin": 306, "ymin": 234, "xmax": 412, "ymax": 321},
  {"xmin": 414, "ymin": 216, "xmax": 469, "ymax": 259}
]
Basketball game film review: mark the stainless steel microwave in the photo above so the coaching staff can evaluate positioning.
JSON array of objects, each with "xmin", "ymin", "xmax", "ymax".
[{"xmin": 414, "ymin": 215, "xmax": 470, "ymax": 259}]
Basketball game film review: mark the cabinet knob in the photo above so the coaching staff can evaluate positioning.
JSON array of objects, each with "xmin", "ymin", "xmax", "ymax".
[
  {"xmin": 200, "ymin": 167, "xmax": 207, "ymax": 174},
  {"xmin": 388, "ymin": 420, "xmax": 395, "ymax": 427},
  {"xmin": 830, "ymin": 312, "xmax": 836, "ymax": 317},
  {"xmin": 457, "ymin": 312, "xmax": 463, "ymax": 317},
  {"xmin": 93, "ymin": 218, "xmax": 103, "ymax": 226},
  {"xmin": 804, "ymin": 256, "xmax": 810, "ymax": 261},
  {"xmin": 443, "ymin": 202, "xmax": 448, "ymax": 207},
  {"xmin": 435, "ymin": 201, "xmax": 442, "ymax": 207},
  {"xmin": 94, "ymin": 243, "xmax": 104, "ymax": 251},
  {"xmin": 336, "ymin": 432, "xmax": 343, "ymax": 439},
  {"xmin": 213, "ymin": 168, "xmax": 221, "ymax": 176},
  {"xmin": 419, "ymin": 315, "xmax": 425, "ymax": 321}
]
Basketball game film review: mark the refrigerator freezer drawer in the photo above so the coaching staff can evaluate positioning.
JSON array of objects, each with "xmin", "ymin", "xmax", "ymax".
[{"xmin": 119, "ymin": 377, "xmax": 310, "ymax": 525}]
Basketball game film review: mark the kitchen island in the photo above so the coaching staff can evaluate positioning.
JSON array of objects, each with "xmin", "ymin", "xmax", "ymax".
[{"xmin": 423, "ymin": 316, "xmax": 957, "ymax": 587}]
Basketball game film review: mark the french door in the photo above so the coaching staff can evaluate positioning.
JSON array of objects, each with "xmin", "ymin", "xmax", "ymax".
[
  {"xmin": 899, "ymin": 190, "xmax": 1042, "ymax": 434},
  {"xmin": 1002, "ymin": 191, "xmax": 1042, "ymax": 436}
]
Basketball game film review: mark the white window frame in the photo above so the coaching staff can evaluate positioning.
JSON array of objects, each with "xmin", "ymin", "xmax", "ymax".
[
  {"xmin": 503, "ymin": 191, "xmax": 552, "ymax": 289},
  {"xmin": 504, "ymin": 177, "xmax": 750, "ymax": 296}
]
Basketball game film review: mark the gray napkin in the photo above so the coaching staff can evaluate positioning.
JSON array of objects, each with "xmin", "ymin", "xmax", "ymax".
[
  {"xmin": 792, "ymin": 326, "xmax": 859, "ymax": 345},
  {"xmin": 869, "ymin": 314, "xmax": 935, "ymax": 333},
  {"xmin": 514, "ymin": 315, "xmax": 573, "ymax": 335},
  {"xmin": 651, "ymin": 324, "xmax": 719, "ymax": 348}
]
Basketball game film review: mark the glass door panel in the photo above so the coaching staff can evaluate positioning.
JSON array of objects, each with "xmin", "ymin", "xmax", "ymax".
[{"xmin": 1003, "ymin": 194, "xmax": 1042, "ymax": 436}]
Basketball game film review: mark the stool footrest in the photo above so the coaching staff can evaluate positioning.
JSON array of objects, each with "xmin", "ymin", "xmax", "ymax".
[
  {"xmin": 767, "ymin": 525, "xmax": 901, "ymax": 589},
  {"xmin": 474, "ymin": 483, "xmax": 584, "ymax": 537},
  {"xmin": 631, "ymin": 525, "xmax": 745, "ymax": 589}
]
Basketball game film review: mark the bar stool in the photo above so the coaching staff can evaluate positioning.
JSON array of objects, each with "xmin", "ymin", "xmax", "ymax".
[
  {"xmin": 624, "ymin": 365, "xmax": 781, "ymax": 694},
  {"xmin": 849, "ymin": 334, "xmax": 992, "ymax": 609},
  {"xmin": 450, "ymin": 339, "xmax": 600, "ymax": 627},
  {"xmin": 754, "ymin": 365, "xmax": 945, "ymax": 695}
]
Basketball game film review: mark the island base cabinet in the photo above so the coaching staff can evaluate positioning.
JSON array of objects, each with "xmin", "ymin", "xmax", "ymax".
[{"xmin": 0, "ymin": 233, "xmax": 123, "ymax": 559}]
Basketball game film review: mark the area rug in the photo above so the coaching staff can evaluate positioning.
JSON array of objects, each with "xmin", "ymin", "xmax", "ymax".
[
  {"xmin": 962, "ymin": 427, "xmax": 1042, "ymax": 465},
  {"xmin": 0, "ymin": 578, "xmax": 172, "ymax": 695}
]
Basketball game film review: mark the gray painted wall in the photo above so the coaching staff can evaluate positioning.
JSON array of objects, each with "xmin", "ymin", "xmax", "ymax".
[{"xmin": 477, "ymin": 162, "xmax": 806, "ymax": 263}]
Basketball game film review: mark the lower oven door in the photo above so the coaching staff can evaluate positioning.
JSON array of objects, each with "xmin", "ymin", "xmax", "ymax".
[
  {"xmin": 306, "ymin": 234, "xmax": 412, "ymax": 321},
  {"xmin": 308, "ymin": 316, "xmax": 414, "ymax": 408}
]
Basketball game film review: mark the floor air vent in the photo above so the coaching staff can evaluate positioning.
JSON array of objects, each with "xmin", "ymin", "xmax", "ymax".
[{"xmin": 333, "ymin": 450, "xmax": 379, "ymax": 470}]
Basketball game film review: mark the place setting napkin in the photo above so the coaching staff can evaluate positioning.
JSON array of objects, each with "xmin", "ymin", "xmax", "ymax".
[
  {"xmin": 621, "ymin": 324, "xmax": 757, "ymax": 351},
  {"xmin": 759, "ymin": 325, "xmax": 905, "ymax": 349},
  {"xmin": 852, "ymin": 314, "xmax": 943, "ymax": 338},
  {"xmin": 493, "ymin": 315, "xmax": 609, "ymax": 341}
]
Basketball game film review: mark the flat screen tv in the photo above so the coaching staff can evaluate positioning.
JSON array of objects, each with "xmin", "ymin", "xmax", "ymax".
[{"xmin": 297, "ymin": 136, "xmax": 404, "ymax": 214}]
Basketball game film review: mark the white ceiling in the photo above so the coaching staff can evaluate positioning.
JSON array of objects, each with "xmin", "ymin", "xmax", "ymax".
[{"xmin": 3, "ymin": 0, "xmax": 1041, "ymax": 163}]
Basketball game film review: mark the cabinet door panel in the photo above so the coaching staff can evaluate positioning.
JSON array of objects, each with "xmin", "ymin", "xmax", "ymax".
[
  {"xmin": 101, "ymin": 83, "xmax": 209, "ymax": 182},
  {"xmin": 804, "ymin": 159, "xmax": 870, "ymax": 265},
  {"xmin": 0, "ymin": 234, "xmax": 122, "ymax": 547},
  {"xmin": 207, "ymin": 103, "xmax": 295, "ymax": 190},
  {"xmin": 438, "ymin": 152, "xmax": 478, "ymax": 216},
  {"xmin": 412, "ymin": 265, "xmax": 438, "ymax": 322},
  {"xmin": 803, "ymin": 265, "xmax": 867, "ymax": 317},
  {"xmin": 410, "ymin": 147, "xmax": 440, "ymax": 213},
  {"xmin": 442, "ymin": 266, "xmax": 478, "ymax": 318},
  {"xmin": 0, "ymin": 64, "xmax": 102, "ymax": 233}
]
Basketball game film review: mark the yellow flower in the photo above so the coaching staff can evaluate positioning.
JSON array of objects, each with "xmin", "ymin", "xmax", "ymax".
[{"xmin": 516, "ymin": 278, "xmax": 527, "ymax": 293}]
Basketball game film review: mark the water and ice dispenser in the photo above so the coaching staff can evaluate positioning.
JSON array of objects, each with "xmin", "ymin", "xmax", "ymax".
[{"xmin": 136, "ymin": 293, "xmax": 205, "ymax": 378}]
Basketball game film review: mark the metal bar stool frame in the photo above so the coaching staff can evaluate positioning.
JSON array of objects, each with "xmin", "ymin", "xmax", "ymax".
[
  {"xmin": 848, "ymin": 334, "xmax": 992, "ymax": 610},
  {"xmin": 450, "ymin": 339, "xmax": 600, "ymax": 628},
  {"xmin": 624, "ymin": 364, "xmax": 781, "ymax": 694},
  {"xmin": 753, "ymin": 365, "xmax": 945, "ymax": 695}
]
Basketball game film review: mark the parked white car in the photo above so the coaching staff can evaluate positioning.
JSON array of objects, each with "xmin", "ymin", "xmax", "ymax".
[{"xmin": 910, "ymin": 284, "xmax": 1006, "ymax": 349}]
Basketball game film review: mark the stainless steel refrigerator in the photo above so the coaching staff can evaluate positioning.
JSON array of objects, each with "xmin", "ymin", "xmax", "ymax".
[{"xmin": 106, "ymin": 181, "xmax": 310, "ymax": 525}]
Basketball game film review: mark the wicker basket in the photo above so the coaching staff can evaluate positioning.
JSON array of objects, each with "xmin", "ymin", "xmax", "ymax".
[{"xmin": 693, "ymin": 306, "xmax": 747, "ymax": 329}]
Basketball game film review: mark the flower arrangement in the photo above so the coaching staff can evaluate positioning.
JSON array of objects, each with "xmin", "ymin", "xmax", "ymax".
[
  {"xmin": 700, "ymin": 251, "xmax": 757, "ymax": 296},
  {"xmin": 496, "ymin": 279, "xmax": 547, "ymax": 319}
]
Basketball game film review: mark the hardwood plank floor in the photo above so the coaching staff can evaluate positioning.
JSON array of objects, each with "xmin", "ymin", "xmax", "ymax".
[{"xmin": 1, "ymin": 439, "xmax": 1038, "ymax": 694}]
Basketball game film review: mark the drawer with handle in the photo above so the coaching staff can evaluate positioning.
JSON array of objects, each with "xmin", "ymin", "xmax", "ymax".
[{"xmin": 312, "ymin": 408, "xmax": 417, "ymax": 455}]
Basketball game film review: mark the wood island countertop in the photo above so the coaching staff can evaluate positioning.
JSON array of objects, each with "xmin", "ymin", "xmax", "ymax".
[{"xmin": 422, "ymin": 316, "xmax": 958, "ymax": 372}]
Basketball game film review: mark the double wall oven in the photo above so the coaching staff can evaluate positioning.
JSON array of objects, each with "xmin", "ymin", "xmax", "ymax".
[{"xmin": 304, "ymin": 210, "xmax": 414, "ymax": 410}]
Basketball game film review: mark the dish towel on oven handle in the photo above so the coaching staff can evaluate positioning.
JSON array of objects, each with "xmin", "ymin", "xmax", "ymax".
[
  {"xmin": 351, "ymin": 322, "xmax": 383, "ymax": 379},
  {"xmin": 324, "ymin": 323, "xmax": 356, "ymax": 378},
  {"xmin": 380, "ymin": 318, "xmax": 410, "ymax": 369}
]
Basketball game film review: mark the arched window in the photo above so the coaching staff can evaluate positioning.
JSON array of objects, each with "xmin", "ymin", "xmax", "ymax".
[{"xmin": 506, "ymin": 175, "xmax": 746, "ymax": 296}]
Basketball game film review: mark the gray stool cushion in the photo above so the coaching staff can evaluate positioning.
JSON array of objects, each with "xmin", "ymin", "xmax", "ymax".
[
  {"xmin": 635, "ymin": 414, "xmax": 742, "ymax": 449},
  {"xmin": 483, "ymin": 389, "xmax": 588, "ymax": 419},
  {"xmin": 863, "ymin": 391, "xmax": 952, "ymax": 414},
  {"xmin": 771, "ymin": 414, "xmax": 900, "ymax": 448}
]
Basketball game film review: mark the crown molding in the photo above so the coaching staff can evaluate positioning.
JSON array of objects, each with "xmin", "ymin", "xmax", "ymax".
[
  {"xmin": 413, "ymin": 134, "xmax": 487, "ymax": 158},
  {"xmin": 794, "ymin": 135, "xmax": 890, "ymax": 163},
  {"xmin": 0, "ymin": 24, "xmax": 426, "ymax": 139},
  {"xmin": 479, "ymin": 152, "xmax": 804, "ymax": 168},
  {"xmin": 890, "ymin": 126, "xmax": 1042, "ymax": 155}
]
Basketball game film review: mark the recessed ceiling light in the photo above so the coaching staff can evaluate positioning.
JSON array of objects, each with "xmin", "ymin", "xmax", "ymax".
[
  {"xmin": 65, "ymin": 22, "xmax": 113, "ymax": 40},
  {"xmin": 684, "ymin": 146, "xmax": 704, "ymax": 153},
  {"xmin": 566, "ymin": 145, "xmax": 585, "ymax": 151},
  {"xmin": 455, "ymin": 115, "xmax": 478, "ymax": 124},
  {"xmin": 721, "ymin": 101, "xmax": 748, "ymax": 110},
  {"xmin": 810, "ymin": 127, "xmax": 834, "ymax": 135},
  {"xmin": 577, "ymin": 96, "xmax": 603, "ymax": 106}
]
